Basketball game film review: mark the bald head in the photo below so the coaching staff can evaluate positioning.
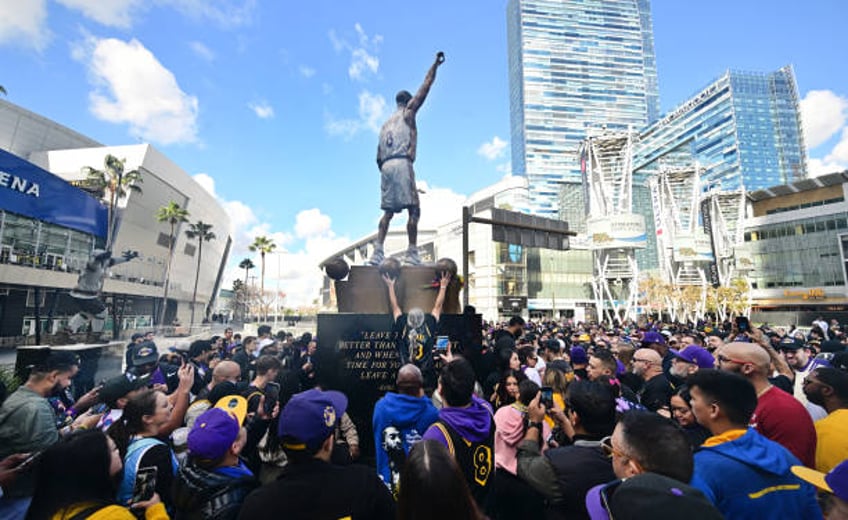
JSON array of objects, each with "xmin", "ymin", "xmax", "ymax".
[
  {"xmin": 396, "ymin": 364, "xmax": 423, "ymax": 396},
  {"xmin": 212, "ymin": 360, "xmax": 241, "ymax": 384},
  {"xmin": 633, "ymin": 348, "xmax": 663, "ymax": 379},
  {"xmin": 722, "ymin": 342, "xmax": 770, "ymax": 368},
  {"xmin": 716, "ymin": 342, "xmax": 770, "ymax": 379}
]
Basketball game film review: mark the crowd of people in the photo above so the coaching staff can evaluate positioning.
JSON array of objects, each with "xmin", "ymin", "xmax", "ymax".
[{"xmin": 0, "ymin": 313, "xmax": 845, "ymax": 519}]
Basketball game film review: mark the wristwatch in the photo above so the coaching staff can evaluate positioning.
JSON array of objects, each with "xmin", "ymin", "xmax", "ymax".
[{"xmin": 527, "ymin": 421, "xmax": 544, "ymax": 431}]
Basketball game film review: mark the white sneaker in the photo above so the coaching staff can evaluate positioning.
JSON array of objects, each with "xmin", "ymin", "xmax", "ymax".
[
  {"xmin": 404, "ymin": 246, "xmax": 421, "ymax": 266},
  {"xmin": 367, "ymin": 246, "xmax": 384, "ymax": 266}
]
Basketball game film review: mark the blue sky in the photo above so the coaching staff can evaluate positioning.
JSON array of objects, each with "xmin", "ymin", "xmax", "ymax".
[{"xmin": 1, "ymin": 0, "xmax": 847, "ymax": 305}]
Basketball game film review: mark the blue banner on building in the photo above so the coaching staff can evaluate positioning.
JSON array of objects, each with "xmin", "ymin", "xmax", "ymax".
[{"xmin": 0, "ymin": 148, "xmax": 107, "ymax": 237}]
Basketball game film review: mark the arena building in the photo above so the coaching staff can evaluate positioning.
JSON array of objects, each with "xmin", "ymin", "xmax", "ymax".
[
  {"xmin": 745, "ymin": 171, "xmax": 848, "ymax": 324},
  {"xmin": 0, "ymin": 99, "xmax": 231, "ymax": 343}
]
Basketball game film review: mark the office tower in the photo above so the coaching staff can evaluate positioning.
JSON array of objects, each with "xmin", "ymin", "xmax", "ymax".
[
  {"xmin": 634, "ymin": 66, "xmax": 807, "ymax": 191},
  {"xmin": 507, "ymin": 0, "xmax": 660, "ymax": 217}
]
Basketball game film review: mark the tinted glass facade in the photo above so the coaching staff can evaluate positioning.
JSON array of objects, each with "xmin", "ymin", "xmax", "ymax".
[
  {"xmin": 634, "ymin": 67, "xmax": 807, "ymax": 191},
  {"xmin": 745, "ymin": 212, "xmax": 848, "ymax": 290},
  {"xmin": 507, "ymin": 0, "xmax": 659, "ymax": 217}
]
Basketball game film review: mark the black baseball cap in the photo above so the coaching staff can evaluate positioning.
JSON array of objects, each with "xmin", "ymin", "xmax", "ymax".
[
  {"xmin": 777, "ymin": 337, "xmax": 804, "ymax": 351},
  {"xmin": 99, "ymin": 375, "xmax": 148, "ymax": 408},
  {"xmin": 586, "ymin": 473, "xmax": 723, "ymax": 520},
  {"xmin": 131, "ymin": 341, "xmax": 159, "ymax": 366}
]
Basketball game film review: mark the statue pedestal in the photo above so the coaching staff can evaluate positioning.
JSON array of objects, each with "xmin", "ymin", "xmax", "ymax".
[
  {"xmin": 334, "ymin": 265, "xmax": 461, "ymax": 314},
  {"xmin": 317, "ymin": 260, "xmax": 472, "ymax": 459}
]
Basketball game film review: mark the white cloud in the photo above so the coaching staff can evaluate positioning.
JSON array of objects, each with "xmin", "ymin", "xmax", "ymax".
[
  {"xmin": 0, "ymin": 0, "xmax": 254, "ymax": 52},
  {"xmin": 800, "ymin": 90, "xmax": 848, "ymax": 149},
  {"xmin": 808, "ymin": 157, "xmax": 846, "ymax": 177},
  {"xmin": 192, "ymin": 173, "xmax": 217, "ymax": 197},
  {"xmin": 827, "ymin": 128, "xmax": 848, "ymax": 164},
  {"xmin": 349, "ymin": 48, "xmax": 379, "ymax": 82},
  {"xmin": 295, "ymin": 209, "xmax": 332, "ymax": 239},
  {"xmin": 0, "ymin": 0, "xmax": 49, "ymax": 51},
  {"xmin": 325, "ymin": 90, "xmax": 387, "ymax": 139},
  {"xmin": 299, "ymin": 65, "xmax": 316, "ymax": 78},
  {"xmin": 478, "ymin": 136, "xmax": 507, "ymax": 160},
  {"xmin": 220, "ymin": 206, "xmax": 351, "ymax": 308},
  {"xmin": 359, "ymin": 91, "xmax": 387, "ymax": 132},
  {"xmin": 56, "ymin": 0, "xmax": 144, "ymax": 28},
  {"xmin": 192, "ymin": 172, "xmax": 350, "ymax": 307},
  {"xmin": 74, "ymin": 36, "xmax": 199, "ymax": 145},
  {"xmin": 189, "ymin": 40, "xmax": 215, "ymax": 62},
  {"xmin": 802, "ymin": 90, "xmax": 848, "ymax": 177},
  {"xmin": 417, "ymin": 181, "xmax": 467, "ymax": 230},
  {"xmin": 328, "ymin": 23, "xmax": 382, "ymax": 82},
  {"xmin": 248, "ymin": 100, "xmax": 274, "ymax": 119}
]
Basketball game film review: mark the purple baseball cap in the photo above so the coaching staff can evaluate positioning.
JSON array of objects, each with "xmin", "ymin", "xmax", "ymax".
[
  {"xmin": 188, "ymin": 407, "xmax": 242, "ymax": 460},
  {"xmin": 642, "ymin": 331, "xmax": 666, "ymax": 345},
  {"xmin": 570, "ymin": 346, "xmax": 588, "ymax": 365},
  {"xmin": 278, "ymin": 388, "xmax": 347, "ymax": 452},
  {"xmin": 793, "ymin": 460, "xmax": 848, "ymax": 501},
  {"xmin": 671, "ymin": 345, "xmax": 715, "ymax": 369}
]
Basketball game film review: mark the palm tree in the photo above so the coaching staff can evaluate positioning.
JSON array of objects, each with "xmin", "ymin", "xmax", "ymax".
[
  {"xmin": 249, "ymin": 236, "xmax": 276, "ymax": 319},
  {"xmin": 237, "ymin": 258, "xmax": 255, "ymax": 321},
  {"xmin": 239, "ymin": 258, "xmax": 255, "ymax": 289},
  {"xmin": 156, "ymin": 202, "xmax": 189, "ymax": 327},
  {"xmin": 185, "ymin": 221, "xmax": 216, "ymax": 327},
  {"xmin": 0, "ymin": 86, "xmax": 6, "ymax": 95},
  {"xmin": 82, "ymin": 155, "xmax": 143, "ymax": 249}
]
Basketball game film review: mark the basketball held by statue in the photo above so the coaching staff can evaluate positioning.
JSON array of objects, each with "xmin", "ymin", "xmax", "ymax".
[
  {"xmin": 379, "ymin": 257, "xmax": 402, "ymax": 280},
  {"xmin": 324, "ymin": 257, "xmax": 350, "ymax": 281},
  {"xmin": 436, "ymin": 258, "xmax": 457, "ymax": 279}
]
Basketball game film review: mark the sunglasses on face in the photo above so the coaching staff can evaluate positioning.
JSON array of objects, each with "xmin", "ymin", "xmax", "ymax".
[
  {"xmin": 600, "ymin": 436, "xmax": 627, "ymax": 459},
  {"xmin": 716, "ymin": 354, "xmax": 750, "ymax": 366}
]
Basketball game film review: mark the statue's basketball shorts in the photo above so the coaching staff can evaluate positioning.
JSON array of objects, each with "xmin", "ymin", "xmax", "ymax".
[{"xmin": 380, "ymin": 159, "xmax": 419, "ymax": 213}]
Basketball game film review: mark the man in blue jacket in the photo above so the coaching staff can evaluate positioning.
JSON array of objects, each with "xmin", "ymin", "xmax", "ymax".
[
  {"xmin": 688, "ymin": 369, "xmax": 821, "ymax": 519},
  {"xmin": 372, "ymin": 364, "xmax": 439, "ymax": 498}
]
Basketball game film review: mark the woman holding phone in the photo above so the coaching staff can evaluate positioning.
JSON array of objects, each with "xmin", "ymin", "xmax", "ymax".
[{"xmin": 26, "ymin": 429, "xmax": 167, "ymax": 519}]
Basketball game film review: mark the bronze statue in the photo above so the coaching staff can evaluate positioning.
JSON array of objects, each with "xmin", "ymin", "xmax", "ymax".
[
  {"xmin": 368, "ymin": 51, "xmax": 445, "ymax": 266},
  {"xmin": 67, "ymin": 249, "xmax": 137, "ymax": 334}
]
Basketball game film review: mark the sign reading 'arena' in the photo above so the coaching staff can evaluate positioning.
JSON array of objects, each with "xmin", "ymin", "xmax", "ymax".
[
  {"xmin": 0, "ymin": 148, "xmax": 107, "ymax": 238},
  {"xmin": 0, "ymin": 170, "xmax": 40, "ymax": 196}
]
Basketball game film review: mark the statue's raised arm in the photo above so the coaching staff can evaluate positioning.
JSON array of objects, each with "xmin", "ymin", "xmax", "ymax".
[{"xmin": 406, "ymin": 52, "xmax": 445, "ymax": 114}]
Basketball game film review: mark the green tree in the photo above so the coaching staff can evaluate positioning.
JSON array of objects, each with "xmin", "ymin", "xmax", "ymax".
[
  {"xmin": 185, "ymin": 221, "xmax": 216, "ymax": 327},
  {"xmin": 82, "ymin": 155, "xmax": 143, "ymax": 249},
  {"xmin": 0, "ymin": 86, "xmax": 6, "ymax": 96},
  {"xmin": 249, "ymin": 236, "xmax": 276, "ymax": 310},
  {"xmin": 156, "ymin": 202, "xmax": 189, "ymax": 327},
  {"xmin": 238, "ymin": 258, "xmax": 255, "ymax": 289}
]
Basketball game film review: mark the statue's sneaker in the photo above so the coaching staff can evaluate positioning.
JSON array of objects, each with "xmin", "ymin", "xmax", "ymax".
[
  {"xmin": 404, "ymin": 247, "xmax": 421, "ymax": 266},
  {"xmin": 367, "ymin": 247, "xmax": 384, "ymax": 266}
]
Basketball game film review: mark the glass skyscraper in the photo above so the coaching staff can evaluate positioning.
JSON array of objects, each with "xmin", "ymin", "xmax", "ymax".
[
  {"xmin": 507, "ymin": 0, "xmax": 660, "ymax": 217},
  {"xmin": 634, "ymin": 66, "xmax": 807, "ymax": 190}
]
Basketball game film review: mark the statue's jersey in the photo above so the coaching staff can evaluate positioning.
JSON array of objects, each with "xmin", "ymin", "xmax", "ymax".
[
  {"xmin": 378, "ymin": 110, "xmax": 414, "ymax": 164},
  {"xmin": 70, "ymin": 257, "xmax": 109, "ymax": 298},
  {"xmin": 377, "ymin": 109, "xmax": 418, "ymax": 212}
]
